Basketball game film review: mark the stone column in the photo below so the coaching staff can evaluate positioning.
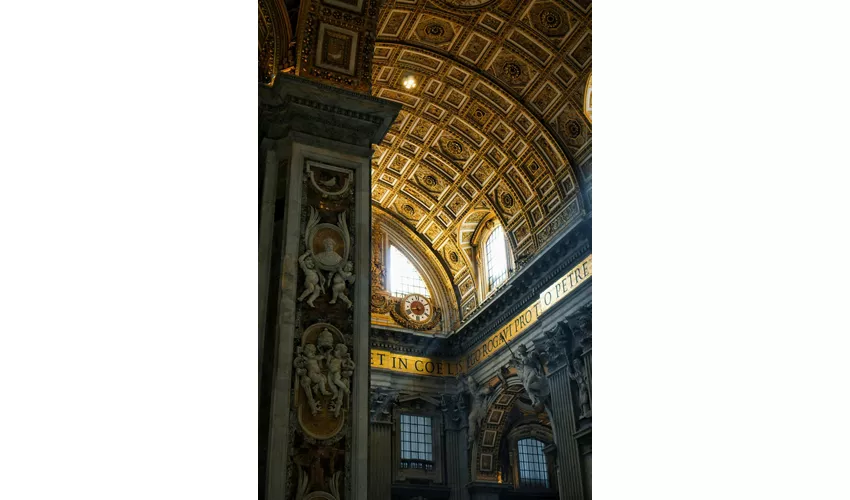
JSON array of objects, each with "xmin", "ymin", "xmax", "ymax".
[
  {"xmin": 540, "ymin": 306, "xmax": 592, "ymax": 500},
  {"xmin": 259, "ymin": 73, "xmax": 400, "ymax": 500},
  {"xmin": 441, "ymin": 394, "xmax": 471, "ymax": 500},
  {"xmin": 369, "ymin": 389, "xmax": 397, "ymax": 500}
]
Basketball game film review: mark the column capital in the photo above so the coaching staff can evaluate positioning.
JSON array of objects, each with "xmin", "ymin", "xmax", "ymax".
[
  {"xmin": 542, "ymin": 303, "xmax": 592, "ymax": 373},
  {"xmin": 369, "ymin": 387, "xmax": 399, "ymax": 424},
  {"xmin": 440, "ymin": 392, "xmax": 468, "ymax": 431}
]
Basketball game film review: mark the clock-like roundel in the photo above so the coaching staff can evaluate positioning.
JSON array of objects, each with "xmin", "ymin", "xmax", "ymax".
[{"xmin": 401, "ymin": 293, "xmax": 433, "ymax": 324}]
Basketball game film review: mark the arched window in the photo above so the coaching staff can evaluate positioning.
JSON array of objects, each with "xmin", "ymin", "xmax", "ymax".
[
  {"xmin": 485, "ymin": 225, "xmax": 509, "ymax": 290},
  {"xmin": 388, "ymin": 245, "xmax": 430, "ymax": 298},
  {"xmin": 517, "ymin": 438, "xmax": 549, "ymax": 488}
]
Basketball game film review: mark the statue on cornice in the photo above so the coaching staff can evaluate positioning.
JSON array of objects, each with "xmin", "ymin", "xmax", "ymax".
[
  {"xmin": 512, "ymin": 344, "xmax": 550, "ymax": 410},
  {"xmin": 462, "ymin": 376, "xmax": 491, "ymax": 449}
]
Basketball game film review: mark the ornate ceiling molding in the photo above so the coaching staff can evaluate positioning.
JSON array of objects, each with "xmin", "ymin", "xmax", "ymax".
[
  {"xmin": 259, "ymin": 0, "xmax": 295, "ymax": 85},
  {"xmin": 370, "ymin": 0, "xmax": 591, "ymax": 319}
]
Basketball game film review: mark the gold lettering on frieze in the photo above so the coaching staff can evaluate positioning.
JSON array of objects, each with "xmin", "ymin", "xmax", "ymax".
[
  {"xmin": 369, "ymin": 254, "xmax": 592, "ymax": 376},
  {"xmin": 369, "ymin": 349, "xmax": 465, "ymax": 377},
  {"xmin": 538, "ymin": 254, "xmax": 592, "ymax": 314}
]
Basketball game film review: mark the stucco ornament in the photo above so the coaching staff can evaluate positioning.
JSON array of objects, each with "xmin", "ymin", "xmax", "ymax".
[{"xmin": 512, "ymin": 344, "xmax": 550, "ymax": 410}]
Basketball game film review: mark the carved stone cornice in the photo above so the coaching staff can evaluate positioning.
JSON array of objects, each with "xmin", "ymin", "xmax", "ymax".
[
  {"xmin": 369, "ymin": 217, "xmax": 591, "ymax": 361},
  {"xmin": 369, "ymin": 327, "xmax": 453, "ymax": 357},
  {"xmin": 453, "ymin": 216, "xmax": 591, "ymax": 352},
  {"xmin": 369, "ymin": 388, "xmax": 399, "ymax": 424},
  {"xmin": 259, "ymin": 72, "xmax": 401, "ymax": 145}
]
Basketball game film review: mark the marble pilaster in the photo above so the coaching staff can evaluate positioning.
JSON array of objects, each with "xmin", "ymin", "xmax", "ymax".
[
  {"xmin": 259, "ymin": 74, "xmax": 400, "ymax": 500},
  {"xmin": 542, "ymin": 311, "xmax": 592, "ymax": 500},
  {"xmin": 368, "ymin": 423, "xmax": 393, "ymax": 500},
  {"xmin": 442, "ymin": 393, "xmax": 471, "ymax": 500}
]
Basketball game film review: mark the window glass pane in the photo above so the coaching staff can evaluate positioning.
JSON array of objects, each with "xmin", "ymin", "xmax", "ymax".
[
  {"xmin": 517, "ymin": 438, "xmax": 549, "ymax": 488},
  {"xmin": 389, "ymin": 245, "xmax": 430, "ymax": 298},
  {"xmin": 485, "ymin": 226, "xmax": 508, "ymax": 290},
  {"xmin": 400, "ymin": 413, "xmax": 433, "ymax": 463}
]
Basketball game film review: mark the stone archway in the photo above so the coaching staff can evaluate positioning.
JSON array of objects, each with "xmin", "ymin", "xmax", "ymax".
[{"xmin": 468, "ymin": 370, "xmax": 557, "ymax": 497}]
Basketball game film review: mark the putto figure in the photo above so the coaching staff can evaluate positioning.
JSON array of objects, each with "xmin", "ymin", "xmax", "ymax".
[
  {"xmin": 326, "ymin": 343, "xmax": 354, "ymax": 417},
  {"xmin": 329, "ymin": 261, "xmax": 355, "ymax": 308},
  {"xmin": 297, "ymin": 251, "xmax": 325, "ymax": 308},
  {"xmin": 295, "ymin": 344, "xmax": 331, "ymax": 415}
]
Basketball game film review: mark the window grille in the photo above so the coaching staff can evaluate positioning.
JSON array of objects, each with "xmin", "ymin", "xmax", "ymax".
[
  {"xmin": 400, "ymin": 414, "xmax": 433, "ymax": 471},
  {"xmin": 517, "ymin": 438, "xmax": 549, "ymax": 488}
]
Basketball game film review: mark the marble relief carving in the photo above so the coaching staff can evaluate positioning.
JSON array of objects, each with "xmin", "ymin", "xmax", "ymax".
[
  {"xmin": 295, "ymin": 324, "xmax": 354, "ymax": 435},
  {"xmin": 306, "ymin": 162, "xmax": 354, "ymax": 198},
  {"xmin": 288, "ymin": 159, "xmax": 357, "ymax": 500},
  {"xmin": 328, "ymin": 262, "xmax": 355, "ymax": 308},
  {"xmin": 299, "ymin": 207, "xmax": 355, "ymax": 309}
]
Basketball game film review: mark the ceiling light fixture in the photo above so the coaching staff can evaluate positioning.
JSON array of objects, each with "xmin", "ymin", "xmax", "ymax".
[{"xmin": 402, "ymin": 75, "xmax": 417, "ymax": 90}]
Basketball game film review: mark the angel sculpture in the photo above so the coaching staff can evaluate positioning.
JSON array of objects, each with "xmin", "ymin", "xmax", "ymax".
[
  {"xmin": 297, "ymin": 251, "xmax": 325, "ymax": 308},
  {"xmin": 328, "ymin": 261, "xmax": 355, "ymax": 308},
  {"xmin": 463, "ymin": 376, "xmax": 491, "ymax": 449},
  {"xmin": 512, "ymin": 344, "xmax": 550, "ymax": 409}
]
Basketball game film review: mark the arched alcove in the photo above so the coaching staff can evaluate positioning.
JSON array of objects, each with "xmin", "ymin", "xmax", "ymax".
[
  {"xmin": 468, "ymin": 371, "xmax": 553, "ymax": 491},
  {"xmin": 372, "ymin": 206, "xmax": 460, "ymax": 332}
]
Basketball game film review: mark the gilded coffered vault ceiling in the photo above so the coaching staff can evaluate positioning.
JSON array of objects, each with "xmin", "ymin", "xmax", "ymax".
[
  {"xmin": 370, "ymin": 0, "xmax": 592, "ymax": 319},
  {"xmin": 259, "ymin": 0, "xmax": 592, "ymax": 325}
]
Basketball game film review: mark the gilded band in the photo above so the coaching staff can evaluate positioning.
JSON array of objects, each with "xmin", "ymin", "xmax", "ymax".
[{"xmin": 370, "ymin": 254, "xmax": 592, "ymax": 376}]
